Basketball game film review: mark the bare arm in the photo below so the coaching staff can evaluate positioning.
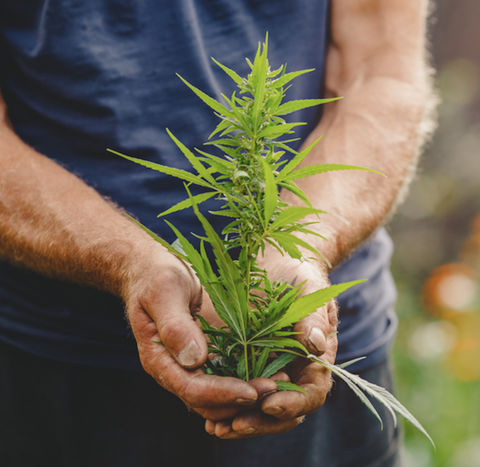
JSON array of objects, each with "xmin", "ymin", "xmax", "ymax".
[
  {"xmin": 213, "ymin": 0, "xmax": 436, "ymax": 439},
  {"xmin": 288, "ymin": 0, "xmax": 436, "ymax": 267},
  {"xmin": 0, "ymin": 93, "xmax": 261, "ymax": 419}
]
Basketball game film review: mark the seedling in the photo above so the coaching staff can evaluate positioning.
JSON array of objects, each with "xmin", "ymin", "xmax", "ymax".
[{"xmin": 110, "ymin": 36, "xmax": 434, "ymax": 446}]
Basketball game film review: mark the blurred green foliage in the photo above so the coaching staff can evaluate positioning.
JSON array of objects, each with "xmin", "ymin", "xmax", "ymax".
[{"xmin": 389, "ymin": 21, "xmax": 480, "ymax": 464}]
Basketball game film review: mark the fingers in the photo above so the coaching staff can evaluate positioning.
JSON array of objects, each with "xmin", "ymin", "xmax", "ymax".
[
  {"xmin": 206, "ymin": 411, "xmax": 302, "ymax": 439},
  {"xmin": 134, "ymin": 315, "xmax": 258, "ymax": 406},
  {"xmin": 262, "ymin": 361, "xmax": 332, "ymax": 420}
]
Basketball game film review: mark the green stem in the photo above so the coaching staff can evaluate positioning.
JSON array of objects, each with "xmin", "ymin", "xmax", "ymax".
[{"xmin": 244, "ymin": 343, "xmax": 250, "ymax": 381}]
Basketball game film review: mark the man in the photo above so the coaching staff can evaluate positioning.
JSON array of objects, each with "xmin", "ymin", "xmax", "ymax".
[{"xmin": 0, "ymin": 1, "xmax": 434, "ymax": 465}]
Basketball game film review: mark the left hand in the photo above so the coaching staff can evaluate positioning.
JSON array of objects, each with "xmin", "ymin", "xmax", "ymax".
[{"xmin": 205, "ymin": 248, "xmax": 339, "ymax": 439}]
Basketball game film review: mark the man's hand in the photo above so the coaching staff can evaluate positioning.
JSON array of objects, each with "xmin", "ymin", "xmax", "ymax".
[
  {"xmin": 205, "ymin": 252, "xmax": 338, "ymax": 438},
  {"xmin": 122, "ymin": 247, "xmax": 272, "ymax": 422}
]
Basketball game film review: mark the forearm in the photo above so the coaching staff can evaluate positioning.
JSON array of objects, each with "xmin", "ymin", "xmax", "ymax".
[
  {"xmin": 0, "ymin": 98, "xmax": 160, "ymax": 299},
  {"xmin": 282, "ymin": 0, "xmax": 436, "ymax": 269}
]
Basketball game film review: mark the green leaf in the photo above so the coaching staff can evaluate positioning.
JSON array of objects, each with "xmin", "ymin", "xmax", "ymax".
[
  {"xmin": 176, "ymin": 74, "xmax": 233, "ymax": 118},
  {"xmin": 275, "ymin": 381, "xmax": 307, "ymax": 394},
  {"xmin": 261, "ymin": 352, "xmax": 297, "ymax": 378},
  {"xmin": 275, "ymin": 97, "xmax": 342, "ymax": 116},
  {"xmin": 166, "ymin": 129, "xmax": 217, "ymax": 185},
  {"xmin": 258, "ymin": 156, "xmax": 277, "ymax": 227},
  {"xmin": 123, "ymin": 214, "xmax": 188, "ymax": 260},
  {"xmin": 157, "ymin": 192, "xmax": 217, "ymax": 217},
  {"xmin": 283, "ymin": 163, "xmax": 386, "ymax": 181},
  {"xmin": 277, "ymin": 137, "xmax": 323, "ymax": 181},
  {"xmin": 278, "ymin": 181, "xmax": 313, "ymax": 207},
  {"xmin": 212, "ymin": 58, "xmax": 243, "ymax": 84},
  {"xmin": 270, "ymin": 231, "xmax": 326, "ymax": 264},
  {"xmin": 270, "ymin": 69, "xmax": 316, "ymax": 89},
  {"xmin": 269, "ymin": 206, "xmax": 326, "ymax": 230},
  {"xmin": 237, "ymin": 353, "xmax": 247, "ymax": 380},
  {"xmin": 254, "ymin": 281, "xmax": 365, "ymax": 339},
  {"xmin": 251, "ymin": 337, "xmax": 308, "ymax": 354},
  {"xmin": 257, "ymin": 122, "xmax": 306, "ymax": 140},
  {"xmin": 251, "ymin": 40, "xmax": 268, "ymax": 132},
  {"xmin": 253, "ymin": 347, "xmax": 271, "ymax": 379},
  {"xmin": 310, "ymin": 356, "xmax": 435, "ymax": 449},
  {"xmin": 187, "ymin": 187, "xmax": 249, "ymax": 339},
  {"xmin": 108, "ymin": 149, "xmax": 213, "ymax": 188},
  {"xmin": 164, "ymin": 220, "xmax": 244, "ymax": 340}
]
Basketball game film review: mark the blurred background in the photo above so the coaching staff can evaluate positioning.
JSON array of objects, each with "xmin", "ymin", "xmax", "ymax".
[{"xmin": 390, "ymin": 1, "xmax": 480, "ymax": 465}]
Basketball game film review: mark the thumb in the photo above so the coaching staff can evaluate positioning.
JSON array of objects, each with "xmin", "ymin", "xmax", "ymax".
[
  {"xmin": 128, "ymin": 256, "xmax": 209, "ymax": 370},
  {"xmin": 155, "ymin": 271, "xmax": 208, "ymax": 369}
]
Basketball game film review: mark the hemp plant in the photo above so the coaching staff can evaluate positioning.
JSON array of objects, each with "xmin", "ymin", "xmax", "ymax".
[{"xmin": 110, "ymin": 37, "xmax": 433, "ymax": 446}]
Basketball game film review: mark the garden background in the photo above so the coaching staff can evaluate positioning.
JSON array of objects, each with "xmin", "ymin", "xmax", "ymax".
[{"xmin": 390, "ymin": 1, "xmax": 480, "ymax": 465}]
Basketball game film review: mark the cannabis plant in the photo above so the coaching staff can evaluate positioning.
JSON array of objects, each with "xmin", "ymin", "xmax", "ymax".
[{"xmin": 110, "ymin": 37, "xmax": 433, "ymax": 446}]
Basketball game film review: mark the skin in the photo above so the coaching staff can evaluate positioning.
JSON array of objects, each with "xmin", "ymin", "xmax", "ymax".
[{"xmin": 0, "ymin": 0, "xmax": 434, "ymax": 440}]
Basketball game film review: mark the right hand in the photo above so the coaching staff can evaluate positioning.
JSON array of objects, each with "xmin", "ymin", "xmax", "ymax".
[{"xmin": 123, "ymin": 245, "xmax": 275, "ymax": 422}]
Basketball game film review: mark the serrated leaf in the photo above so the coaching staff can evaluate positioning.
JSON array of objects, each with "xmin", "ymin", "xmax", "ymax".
[
  {"xmin": 269, "ymin": 206, "xmax": 326, "ymax": 230},
  {"xmin": 261, "ymin": 352, "xmax": 297, "ymax": 378},
  {"xmin": 270, "ymin": 69, "xmax": 315, "ymax": 89},
  {"xmin": 257, "ymin": 122, "xmax": 306, "ymax": 139},
  {"xmin": 254, "ymin": 281, "xmax": 365, "ymax": 339},
  {"xmin": 278, "ymin": 181, "xmax": 313, "ymax": 207},
  {"xmin": 275, "ymin": 381, "xmax": 307, "ymax": 394},
  {"xmin": 253, "ymin": 347, "xmax": 271, "ymax": 379},
  {"xmin": 166, "ymin": 129, "xmax": 217, "ymax": 185},
  {"xmin": 258, "ymin": 156, "xmax": 277, "ymax": 227},
  {"xmin": 310, "ymin": 356, "xmax": 435, "ymax": 449},
  {"xmin": 177, "ymin": 74, "xmax": 233, "ymax": 118},
  {"xmin": 212, "ymin": 58, "xmax": 243, "ymax": 84},
  {"xmin": 283, "ymin": 163, "xmax": 386, "ymax": 181},
  {"xmin": 251, "ymin": 40, "xmax": 268, "ymax": 132},
  {"xmin": 275, "ymin": 97, "xmax": 342, "ymax": 116},
  {"xmin": 277, "ymin": 137, "xmax": 323, "ymax": 181},
  {"xmin": 164, "ymin": 220, "xmax": 244, "ymax": 340},
  {"xmin": 187, "ymin": 186, "xmax": 249, "ymax": 339},
  {"xmin": 237, "ymin": 353, "xmax": 247, "ymax": 380},
  {"xmin": 251, "ymin": 337, "xmax": 308, "ymax": 354},
  {"xmin": 157, "ymin": 192, "xmax": 217, "ymax": 217},
  {"xmin": 108, "ymin": 149, "xmax": 213, "ymax": 188}
]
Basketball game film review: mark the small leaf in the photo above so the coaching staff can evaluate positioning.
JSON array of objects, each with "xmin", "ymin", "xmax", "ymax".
[
  {"xmin": 270, "ymin": 206, "xmax": 326, "ymax": 230},
  {"xmin": 157, "ymin": 192, "xmax": 217, "ymax": 217},
  {"xmin": 212, "ymin": 58, "xmax": 243, "ymax": 84},
  {"xmin": 261, "ymin": 352, "xmax": 297, "ymax": 378},
  {"xmin": 108, "ymin": 149, "xmax": 213, "ymax": 188},
  {"xmin": 277, "ymin": 137, "xmax": 323, "ymax": 181},
  {"xmin": 310, "ymin": 356, "xmax": 435, "ymax": 449},
  {"xmin": 283, "ymin": 163, "xmax": 386, "ymax": 181},
  {"xmin": 275, "ymin": 97, "xmax": 342, "ymax": 116},
  {"xmin": 275, "ymin": 381, "xmax": 307, "ymax": 394},
  {"xmin": 253, "ymin": 347, "xmax": 271, "ymax": 379},
  {"xmin": 270, "ymin": 69, "xmax": 315, "ymax": 89},
  {"xmin": 258, "ymin": 156, "xmax": 277, "ymax": 227},
  {"xmin": 177, "ymin": 74, "xmax": 233, "ymax": 118}
]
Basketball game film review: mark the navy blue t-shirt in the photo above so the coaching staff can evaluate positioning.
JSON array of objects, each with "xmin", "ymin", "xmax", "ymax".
[{"xmin": 0, "ymin": 0, "xmax": 396, "ymax": 371}]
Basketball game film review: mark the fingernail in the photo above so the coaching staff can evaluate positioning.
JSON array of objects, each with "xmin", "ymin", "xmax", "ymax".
[
  {"xmin": 238, "ymin": 427, "xmax": 256, "ymax": 435},
  {"xmin": 176, "ymin": 340, "xmax": 200, "ymax": 367},
  {"xmin": 234, "ymin": 397, "xmax": 256, "ymax": 406},
  {"xmin": 263, "ymin": 406, "xmax": 284, "ymax": 416},
  {"xmin": 308, "ymin": 327, "xmax": 326, "ymax": 354}
]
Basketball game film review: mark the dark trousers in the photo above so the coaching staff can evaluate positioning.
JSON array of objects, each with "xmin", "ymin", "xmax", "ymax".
[{"xmin": 0, "ymin": 341, "xmax": 402, "ymax": 467}]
